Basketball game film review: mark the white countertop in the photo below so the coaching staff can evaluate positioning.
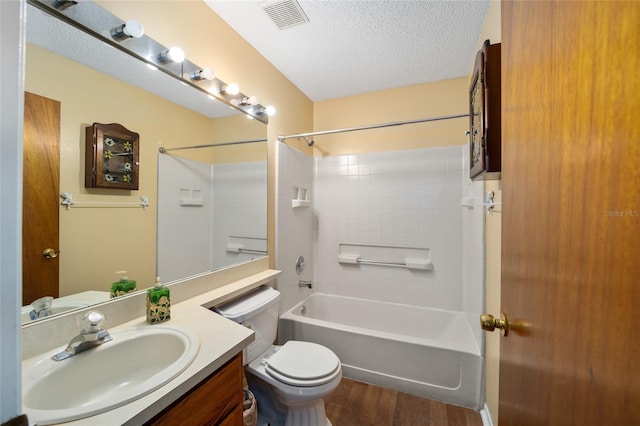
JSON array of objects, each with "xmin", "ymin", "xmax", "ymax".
[{"xmin": 22, "ymin": 269, "xmax": 281, "ymax": 425}]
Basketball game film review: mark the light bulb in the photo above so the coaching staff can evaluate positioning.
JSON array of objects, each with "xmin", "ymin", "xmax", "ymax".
[
  {"xmin": 159, "ymin": 46, "xmax": 185, "ymax": 63},
  {"xmin": 111, "ymin": 20, "xmax": 144, "ymax": 40},
  {"xmin": 240, "ymin": 96, "xmax": 259, "ymax": 106},
  {"xmin": 190, "ymin": 67, "xmax": 215, "ymax": 81},
  {"xmin": 262, "ymin": 105, "xmax": 276, "ymax": 116},
  {"xmin": 221, "ymin": 83, "xmax": 240, "ymax": 95},
  {"xmin": 167, "ymin": 47, "xmax": 185, "ymax": 63}
]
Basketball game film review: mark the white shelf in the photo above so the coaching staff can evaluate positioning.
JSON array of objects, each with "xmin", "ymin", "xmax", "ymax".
[
  {"xmin": 179, "ymin": 199, "xmax": 203, "ymax": 207},
  {"xmin": 292, "ymin": 199, "xmax": 311, "ymax": 208}
]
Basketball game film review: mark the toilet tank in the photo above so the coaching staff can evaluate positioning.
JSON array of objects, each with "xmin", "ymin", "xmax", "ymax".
[{"xmin": 214, "ymin": 285, "xmax": 281, "ymax": 365}]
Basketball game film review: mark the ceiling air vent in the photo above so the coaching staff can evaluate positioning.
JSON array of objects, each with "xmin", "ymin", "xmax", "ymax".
[{"xmin": 259, "ymin": 0, "xmax": 310, "ymax": 30}]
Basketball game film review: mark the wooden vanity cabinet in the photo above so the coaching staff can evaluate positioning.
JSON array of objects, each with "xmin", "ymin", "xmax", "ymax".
[{"xmin": 147, "ymin": 353, "xmax": 243, "ymax": 425}]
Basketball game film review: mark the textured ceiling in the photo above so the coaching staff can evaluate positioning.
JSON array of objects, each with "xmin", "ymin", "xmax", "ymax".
[{"xmin": 205, "ymin": 0, "xmax": 491, "ymax": 101}]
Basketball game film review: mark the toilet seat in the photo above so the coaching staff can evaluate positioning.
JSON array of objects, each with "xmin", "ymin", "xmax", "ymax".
[{"xmin": 264, "ymin": 341, "xmax": 341, "ymax": 387}]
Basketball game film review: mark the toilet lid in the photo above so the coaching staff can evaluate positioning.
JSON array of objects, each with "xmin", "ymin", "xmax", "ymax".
[{"xmin": 265, "ymin": 341, "xmax": 341, "ymax": 387}]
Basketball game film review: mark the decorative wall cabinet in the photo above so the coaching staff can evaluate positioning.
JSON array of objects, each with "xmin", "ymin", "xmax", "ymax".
[
  {"xmin": 469, "ymin": 40, "xmax": 501, "ymax": 180},
  {"xmin": 85, "ymin": 122, "xmax": 139, "ymax": 189}
]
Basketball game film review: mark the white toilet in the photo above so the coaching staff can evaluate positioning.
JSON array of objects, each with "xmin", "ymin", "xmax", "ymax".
[{"xmin": 215, "ymin": 285, "xmax": 342, "ymax": 426}]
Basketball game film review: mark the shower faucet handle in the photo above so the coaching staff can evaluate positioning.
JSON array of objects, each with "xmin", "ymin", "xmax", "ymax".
[{"xmin": 295, "ymin": 256, "xmax": 305, "ymax": 274}]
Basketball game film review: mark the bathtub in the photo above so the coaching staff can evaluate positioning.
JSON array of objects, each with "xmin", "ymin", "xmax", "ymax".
[{"xmin": 278, "ymin": 293, "xmax": 483, "ymax": 410}]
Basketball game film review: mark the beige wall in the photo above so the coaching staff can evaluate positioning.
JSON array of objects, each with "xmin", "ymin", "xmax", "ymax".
[
  {"xmin": 313, "ymin": 77, "xmax": 468, "ymax": 156},
  {"xmin": 209, "ymin": 115, "xmax": 267, "ymax": 164}
]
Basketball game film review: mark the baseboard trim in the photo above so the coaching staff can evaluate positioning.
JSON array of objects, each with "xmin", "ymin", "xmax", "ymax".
[{"xmin": 480, "ymin": 403, "xmax": 494, "ymax": 426}]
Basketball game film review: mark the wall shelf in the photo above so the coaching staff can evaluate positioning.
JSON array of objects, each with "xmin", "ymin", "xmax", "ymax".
[
  {"xmin": 291, "ymin": 185, "xmax": 310, "ymax": 208},
  {"xmin": 292, "ymin": 199, "xmax": 311, "ymax": 208}
]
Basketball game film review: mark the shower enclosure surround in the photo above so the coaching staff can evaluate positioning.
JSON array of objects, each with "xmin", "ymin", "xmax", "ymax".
[
  {"xmin": 276, "ymin": 143, "xmax": 485, "ymax": 408},
  {"xmin": 313, "ymin": 145, "xmax": 469, "ymax": 311},
  {"xmin": 158, "ymin": 155, "xmax": 267, "ymax": 282}
]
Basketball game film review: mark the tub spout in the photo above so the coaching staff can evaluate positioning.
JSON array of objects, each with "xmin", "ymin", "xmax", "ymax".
[{"xmin": 298, "ymin": 280, "xmax": 312, "ymax": 289}]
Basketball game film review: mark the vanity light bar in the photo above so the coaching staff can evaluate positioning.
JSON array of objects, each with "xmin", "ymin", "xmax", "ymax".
[{"xmin": 27, "ymin": 0, "xmax": 272, "ymax": 123}]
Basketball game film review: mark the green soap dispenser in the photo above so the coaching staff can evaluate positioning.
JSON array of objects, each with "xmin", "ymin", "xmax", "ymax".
[
  {"xmin": 147, "ymin": 277, "xmax": 170, "ymax": 324},
  {"xmin": 110, "ymin": 270, "xmax": 136, "ymax": 298}
]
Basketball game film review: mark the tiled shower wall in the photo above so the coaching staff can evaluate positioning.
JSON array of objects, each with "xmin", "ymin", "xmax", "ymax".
[
  {"xmin": 314, "ymin": 145, "xmax": 469, "ymax": 311},
  {"xmin": 158, "ymin": 155, "xmax": 267, "ymax": 282},
  {"xmin": 275, "ymin": 143, "xmax": 315, "ymax": 312},
  {"xmin": 277, "ymin": 143, "xmax": 484, "ymax": 320},
  {"xmin": 211, "ymin": 161, "xmax": 268, "ymax": 270}
]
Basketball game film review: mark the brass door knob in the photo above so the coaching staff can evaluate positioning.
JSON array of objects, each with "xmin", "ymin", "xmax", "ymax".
[
  {"xmin": 42, "ymin": 248, "xmax": 59, "ymax": 259},
  {"xmin": 480, "ymin": 312, "xmax": 509, "ymax": 336}
]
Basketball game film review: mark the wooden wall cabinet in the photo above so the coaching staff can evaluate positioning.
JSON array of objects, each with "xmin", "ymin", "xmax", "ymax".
[
  {"xmin": 85, "ymin": 122, "xmax": 139, "ymax": 189},
  {"xmin": 147, "ymin": 353, "xmax": 244, "ymax": 425},
  {"xmin": 469, "ymin": 40, "xmax": 501, "ymax": 180}
]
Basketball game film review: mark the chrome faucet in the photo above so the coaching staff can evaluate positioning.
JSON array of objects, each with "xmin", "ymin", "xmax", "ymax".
[
  {"xmin": 29, "ymin": 296, "xmax": 54, "ymax": 320},
  {"xmin": 298, "ymin": 280, "xmax": 312, "ymax": 289},
  {"xmin": 52, "ymin": 311, "xmax": 112, "ymax": 361}
]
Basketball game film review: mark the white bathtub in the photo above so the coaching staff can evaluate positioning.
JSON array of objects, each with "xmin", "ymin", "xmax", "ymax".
[{"xmin": 278, "ymin": 293, "xmax": 483, "ymax": 410}]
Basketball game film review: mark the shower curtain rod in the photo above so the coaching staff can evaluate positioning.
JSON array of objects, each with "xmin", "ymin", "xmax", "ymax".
[
  {"xmin": 277, "ymin": 113, "xmax": 469, "ymax": 142},
  {"xmin": 158, "ymin": 138, "xmax": 268, "ymax": 153}
]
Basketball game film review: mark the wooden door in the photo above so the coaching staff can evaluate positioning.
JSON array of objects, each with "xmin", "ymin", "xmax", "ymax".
[
  {"xmin": 22, "ymin": 92, "xmax": 60, "ymax": 306},
  {"xmin": 499, "ymin": 1, "xmax": 640, "ymax": 424}
]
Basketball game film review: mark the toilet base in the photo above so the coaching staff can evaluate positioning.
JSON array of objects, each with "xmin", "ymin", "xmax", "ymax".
[
  {"xmin": 284, "ymin": 401, "xmax": 331, "ymax": 426},
  {"xmin": 247, "ymin": 370, "xmax": 333, "ymax": 426}
]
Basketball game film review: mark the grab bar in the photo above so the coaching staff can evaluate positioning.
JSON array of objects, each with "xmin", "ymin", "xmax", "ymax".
[
  {"xmin": 238, "ymin": 248, "xmax": 267, "ymax": 255},
  {"xmin": 226, "ymin": 243, "xmax": 266, "ymax": 255},
  {"xmin": 358, "ymin": 259, "xmax": 406, "ymax": 268},
  {"xmin": 338, "ymin": 254, "xmax": 432, "ymax": 271}
]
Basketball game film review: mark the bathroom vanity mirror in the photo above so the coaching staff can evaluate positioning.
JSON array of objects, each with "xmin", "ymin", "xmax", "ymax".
[{"xmin": 22, "ymin": 1, "xmax": 268, "ymax": 323}]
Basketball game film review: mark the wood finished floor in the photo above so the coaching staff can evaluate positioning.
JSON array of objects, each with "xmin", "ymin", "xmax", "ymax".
[{"xmin": 324, "ymin": 378, "xmax": 483, "ymax": 426}]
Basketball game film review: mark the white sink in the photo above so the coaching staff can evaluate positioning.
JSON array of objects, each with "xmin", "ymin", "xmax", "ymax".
[{"xmin": 22, "ymin": 326, "xmax": 200, "ymax": 425}]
